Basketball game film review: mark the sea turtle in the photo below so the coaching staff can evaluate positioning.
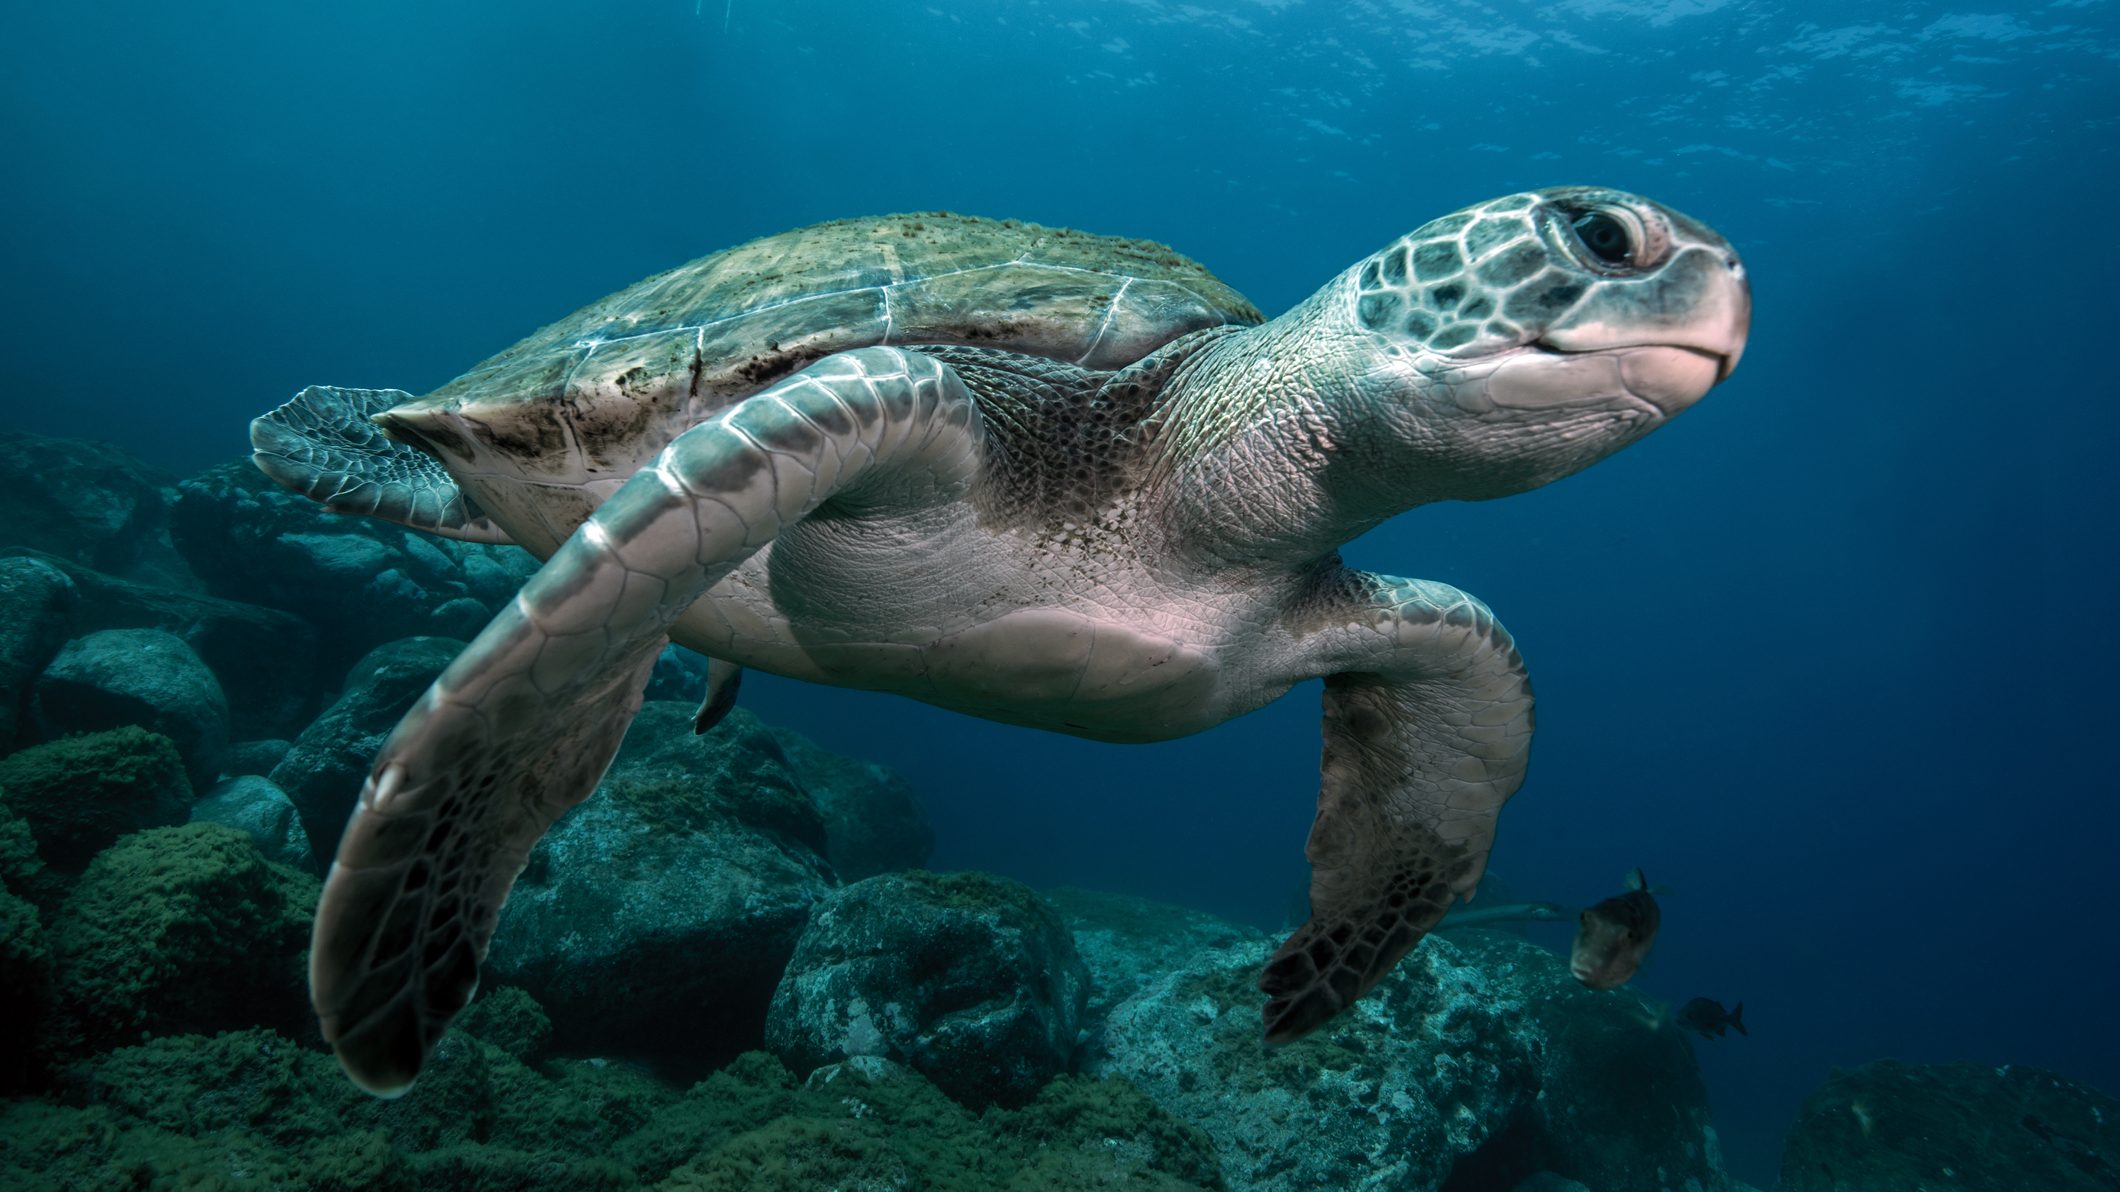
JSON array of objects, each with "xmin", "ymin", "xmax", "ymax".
[{"xmin": 252, "ymin": 187, "xmax": 1749, "ymax": 1095}]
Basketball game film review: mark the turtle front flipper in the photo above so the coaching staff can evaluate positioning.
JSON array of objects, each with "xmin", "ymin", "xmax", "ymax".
[
  {"xmin": 251, "ymin": 385, "xmax": 514, "ymax": 543},
  {"xmin": 1260, "ymin": 574, "xmax": 1534, "ymax": 1041},
  {"xmin": 311, "ymin": 348, "xmax": 988, "ymax": 1094}
]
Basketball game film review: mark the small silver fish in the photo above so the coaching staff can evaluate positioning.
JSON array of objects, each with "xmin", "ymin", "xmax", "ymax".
[{"xmin": 1570, "ymin": 867, "xmax": 1660, "ymax": 990}]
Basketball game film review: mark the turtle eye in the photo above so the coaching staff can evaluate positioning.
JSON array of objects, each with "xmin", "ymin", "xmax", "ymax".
[{"xmin": 1571, "ymin": 211, "xmax": 1633, "ymax": 266}]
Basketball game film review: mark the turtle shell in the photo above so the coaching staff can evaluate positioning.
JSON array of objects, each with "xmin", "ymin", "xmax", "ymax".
[{"xmin": 384, "ymin": 212, "xmax": 1263, "ymax": 483}]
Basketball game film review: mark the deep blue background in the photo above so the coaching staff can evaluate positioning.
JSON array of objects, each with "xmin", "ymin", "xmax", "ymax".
[{"xmin": 6, "ymin": 1, "xmax": 2116, "ymax": 1182}]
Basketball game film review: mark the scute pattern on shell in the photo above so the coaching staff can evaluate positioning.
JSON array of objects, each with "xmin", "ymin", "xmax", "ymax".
[{"xmin": 390, "ymin": 213, "xmax": 1264, "ymax": 477}]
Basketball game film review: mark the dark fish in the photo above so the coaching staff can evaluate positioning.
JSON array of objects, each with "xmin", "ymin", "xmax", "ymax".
[
  {"xmin": 1676, "ymin": 997, "xmax": 1748, "ymax": 1039},
  {"xmin": 1569, "ymin": 867, "xmax": 1660, "ymax": 990}
]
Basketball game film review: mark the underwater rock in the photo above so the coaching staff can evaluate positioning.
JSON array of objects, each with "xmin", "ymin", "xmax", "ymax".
[
  {"xmin": 191, "ymin": 774, "xmax": 316, "ymax": 872},
  {"xmin": 269, "ymin": 636, "xmax": 462, "ymax": 868},
  {"xmin": 19, "ymin": 1025, "xmax": 668, "ymax": 1189},
  {"xmin": 1511, "ymin": 1176, "xmax": 1595, "ymax": 1192},
  {"xmin": 0, "ymin": 558, "xmax": 77, "ymax": 749},
  {"xmin": 604, "ymin": 703, "xmax": 831, "ymax": 855},
  {"xmin": 221, "ymin": 736, "xmax": 293, "ymax": 779},
  {"xmin": 765, "ymin": 869, "xmax": 1090, "ymax": 1108},
  {"xmin": 770, "ymin": 724, "xmax": 935, "ymax": 880},
  {"xmin": 645, "ymin": 642, "xmax": 713, "ymax": 704},
  {"xmin": 1448, "ymin": 928, "xmax": 1734, "ymax": 1191},
  {"xmin": 0, "ymin": 805, "xmax": 54, "ymax": 1091},
  {"xmin": 33, "ymin": 627, "xmax": 229, "ymax": 790},
  {"xmin": 1083, "ymin": 925, "xmax": 1532, "ymax": 1189},
  {"xmin": 171, "ymin": 459, "xmax": 539, "ymax": 675},
  {"xmin": 487, "ymin": 701, "xmax": 834, "ymax": 1078},
  {"xmin": 0, "ymin": 727, "xmax": 192, "ymax": 872},
  {"xmin": 0, "ymin": 547, "xmax": 321, "ymax": 741},
  {"xmin": 1067, "ymin": 890, "xmax": 1742, "ymax": 1192},
  {"xmin": 48, "ymin": 823, "xmax": 318, "ymax": 1051},
  {"xmin": 626, "ymin": 1050, "xmax": 1220, "ymax": 1189},
  {"xmin": 6, "ymin": 1030, "xmax": 1216, "ymax": 1190},
  {"xmin": 454, "ymin": 986, "xmax": 553, "ymax": 1062},
  {"xmin": 0, "ymin": 433, "xmax": 177, "ymax": 579},
  {"xmin": 0, "ymin": 871, "xmax": 53, "ymax": 1091},
  {"xmin": 0, "ymin": 800, "xmax": 45, "ymax": 898},
  {"xmin": 1047, "ymin": 886, "xmax": 1260, "ymax": 1020},
  {"xmin": 1778, "ymin": 1058, "xmax": 2120, "ymax": 1191}
]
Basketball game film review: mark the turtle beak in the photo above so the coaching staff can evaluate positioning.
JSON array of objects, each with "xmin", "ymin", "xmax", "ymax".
[{"xmin": 1716, "ymin": 258, "xmax": 1750, "ymax": 382}]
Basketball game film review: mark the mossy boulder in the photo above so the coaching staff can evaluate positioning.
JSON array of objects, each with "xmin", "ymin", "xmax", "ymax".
[
  {"xmin": 769, "ymin": 724, "xmax": 934, "ymax": 880},
  {"xmin": 2, "ymin": 1029, "xmax": 1217, "ymax": 1190},
  {"xmin": 1435, "ymin": 929, "xmax": 1733, "ymax": 1191},
  {"xmin": 33, "ymin": 627, "xmax": 230, "ymax": 790},
  {"xmin": 191, "ymin": 774, "xmax": 315, "ymax": 871},
  {"xmin": 1087, "ymin": 927, "xmax": 1535, "ymax": 1189},
  {"xmin": 269, "ymin": 635, "xmax": 462, "ymax": 866},
  {"xmin": 456, "ymin": 986, "xmax": 553, "ymax": 1062},
  {"xmin": 1047, "ymin": 887, "xmax": 1258, "ymax": 1020},
  {"xmin": 0, "ymin": 798, "xmax": 45, "ymax": 897},
  {"xmin": 172, "ymin": 458, "xmax": 539, "ymax": 675},
  {"xmin": 48, "ymin": 823, "xmax": 318, "ymax": 1050},
  {"xmin": 1, "ymin": 547, "xmax": 322, "ymax": 741},
  {"xmin": 0, "ymin": 726, "xmax": 192, "ymax": 872},
  {"xmin": 766, "ymin": 870, "xmax": 1090, "ymax": 1108},
  {"xmin": 0, "ymin": 556, "xmax": 76, "ymax": 748},
  {"xmin": 0, "ymin": 1098, "xmax": 413, "ymax": 1192},
  {"xmin": 488, "ymin": 701, "xmax": 833, "ymax": 1079},
  {"xmin": 604, "ymin": 703, "xmax": 827, "ymax": 853},
  {"xmin": 0, "ymin": 883, "xmax": 52, "ymax": 1090},
  {"xmin": 1778, "ymin": 1059, "xmax": 2120, "ymax": 1191},
  {"xmin": 20, "ymin": 1026, "xmax": 667, "ymax": 1189},
  {"xmin": 0, "ymin": 433, "xmax": 175, "ymax": 578},
  {"xmin": 1072, "ymin": 891, "xmax": 1744, "ymax": 1191},
  {"xmin": 0, "ymin": 800, "xmax": 55, "ymax": 1087},
  {"xmin": 655, "ymin": 1056, "xmax": 1220, "ymax": 1190}
]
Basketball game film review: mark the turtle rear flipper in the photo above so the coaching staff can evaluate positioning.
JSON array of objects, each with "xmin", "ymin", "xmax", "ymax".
[{"xmin": 251, "ymin": 385, "xmax": 513, "ymax": 543}]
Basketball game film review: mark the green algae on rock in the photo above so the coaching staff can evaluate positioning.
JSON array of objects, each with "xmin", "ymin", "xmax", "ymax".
[
  {"xmin": 1066, "ymin": 890, "xmax": 1745, "ymax": 1191},
  {"xmin": 455, "ymin": 986, "xmax": 554, "ymax": 1063},
  {"xmin": 486, "ymin": 701, "xmax": 834, "ymax": 1078},
  {"xmin": 766, "ymin": 870, "xmax": 1090, "ymax": 1109},
  {"xmin": 651, "ymin": 1056, "xmax": 1221, "ymax": 1191},
  {"xmin": 33, "ymin": 627, "xmax": 231, "ymax": 790},
  {"xmin": 0, "ymin": 883, "xmax": 52, "ymax": 1092},
  {"xmin": 3, "ymin": 1029, "xmax": 1219, "ymax": 1190},
  {"xmin": 0, "ymin": 726, "xmax": 191, "ymax": 872},
  {"xmin": 49, "ymin": 823, "xmax": 317, "ymax": 1051},
  {"xmin": 1778, "ymin": 1059, "xmax": 2120, "ymax": 1191}
]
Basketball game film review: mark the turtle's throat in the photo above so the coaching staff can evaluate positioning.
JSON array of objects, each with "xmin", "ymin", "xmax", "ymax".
[{"xmin": 1146, "ymin": 295, "xmax": 1396, "ymax": 566}]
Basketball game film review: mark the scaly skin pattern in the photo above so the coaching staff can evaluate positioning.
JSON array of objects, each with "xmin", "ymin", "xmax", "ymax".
[{"xmin": 260, "ymin": 187, "xmax": 1750, "ymax": 1094}]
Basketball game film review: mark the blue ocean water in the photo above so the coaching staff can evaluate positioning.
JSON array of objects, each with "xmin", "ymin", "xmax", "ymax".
[{"xmin": 3, "ymin": 0, "xmax": 2115, "ymax": 1184}]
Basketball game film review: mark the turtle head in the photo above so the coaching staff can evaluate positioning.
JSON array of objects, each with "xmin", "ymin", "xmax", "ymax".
[{"xmin": 1331, "ymin": 186, "xmax": 1750, "ymax": 503}]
